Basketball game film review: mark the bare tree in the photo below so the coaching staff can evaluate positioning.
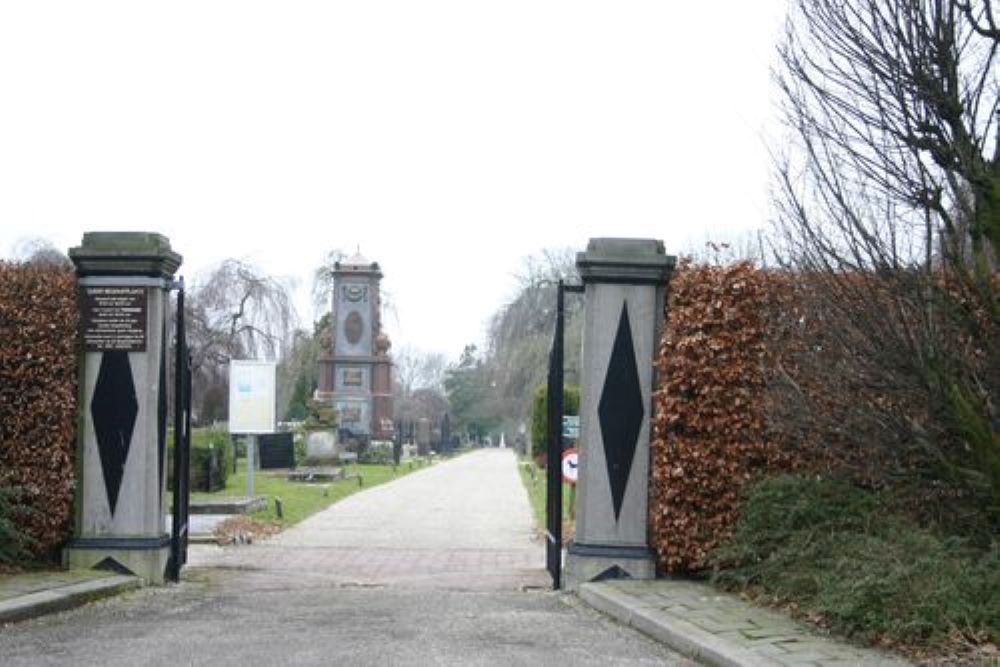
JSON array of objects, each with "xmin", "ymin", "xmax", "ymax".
[
  {"xmin": 681, "ymin": 235, "xmax": 770, "ymax": 266},
  {"xmin": 771, "ymin": 0, "xmax": 999, "ymax": 525},
  {"xmin": 511, "ymin": 247, "xmax": 579, "ymax": 289},
  {"xmin": 183, "ymin": 259, "xmax": 297, "ymax": 423},
  {"xmin": 483, "ymin": 248, "xmax": 583, "ymax": 433},
  {"xmin": 11, "ymin": 237, "xmax": 71, "ymax": 268},
  {"xmin": 394, "ymin": 346, "xmax": 447, "ymax": 396},
  {"xmin": 311, "ymin": 248, "xmax": 346, "ymax": 314}
]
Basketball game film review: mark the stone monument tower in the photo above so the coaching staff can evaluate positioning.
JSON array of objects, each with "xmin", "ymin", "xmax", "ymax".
[{"xmin": 316, "ymin": 251, "xmax": 394, "ymax": 441}]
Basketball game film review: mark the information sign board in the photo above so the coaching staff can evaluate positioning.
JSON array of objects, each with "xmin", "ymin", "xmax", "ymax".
[
  {"xmin": 228, "ymin": 360, "xmax": 277, "ymax": 434},
  {"xmin": 562, "ymin": 415, "xmax": 580, "ymax": 445}
]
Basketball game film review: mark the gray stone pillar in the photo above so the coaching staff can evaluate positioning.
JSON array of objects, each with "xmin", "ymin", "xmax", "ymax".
[
  {"xmin": 64, "ymin": 232, "xmax": 182, "ymax": 584},
  {"xmin": 565, "ymin": 238, "xmax": 674, "ymax": 590}
]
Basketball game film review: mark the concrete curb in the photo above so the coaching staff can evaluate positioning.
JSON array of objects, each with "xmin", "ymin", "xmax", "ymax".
[
  {"xmin": 0, "ymin": 575, "xmax": 142, "ymax": 625},
  {"xmin": 579, "ymin": 582, "xmax": 771, "ymax": 667}
]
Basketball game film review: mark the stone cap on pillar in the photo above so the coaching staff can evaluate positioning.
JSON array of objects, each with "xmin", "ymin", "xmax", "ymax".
[
  {"xmin": 576, "ymin": 238, "xmax": 675, "ymax": 285},
  {"xmin": 69, "ymin": 232, "xmax": 183, "ymax": 278}
]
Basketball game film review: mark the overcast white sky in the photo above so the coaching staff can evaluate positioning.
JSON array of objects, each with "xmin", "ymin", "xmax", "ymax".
[{"xmin": 0, "ymin": 1, "xmax": 786, "ymax": 360}]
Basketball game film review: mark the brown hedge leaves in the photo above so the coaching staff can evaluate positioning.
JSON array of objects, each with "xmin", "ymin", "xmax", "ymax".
[
  {"xmin": 0, "ymin": 262, "xmax": 77, "ymax": 557},
  {"xmin": 650, "ymin": 262, "xmax": 793, "ymax": 572}
]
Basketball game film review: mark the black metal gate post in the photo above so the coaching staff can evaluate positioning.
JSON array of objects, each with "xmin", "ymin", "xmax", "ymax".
[
  {"xmin": 545, "ymin": 282, "xmax": 564, "ymax": 589},
  {"xmin": 167, "ymin": 279, "xmax": 192, "ymax": 583},
  {"xmin": 546, "ymin": 280, "xmax": 583, "ymax": 589}
]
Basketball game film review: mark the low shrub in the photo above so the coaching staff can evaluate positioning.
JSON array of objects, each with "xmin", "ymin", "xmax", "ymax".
[
  {"xmin": 293, "ymin": 432, "xmax": 307, "ymax": 466},
  {"xmin": 709, "ymin": 475, "xmax": 1000, "ymax": 646},
  {"xmin": 0, "ymin": 484, "xmax": 38, "ymax": 566},
  {"xmin": 167, "ymin": 427, "xmax": 231, "ymax": 492},
  {"xmin": 530, "ymin": 384, "xmax": 580, "ymax": 467},
  {"xmin": 358, "ymin": 445, "xmax": 393, "ymax": 465}
]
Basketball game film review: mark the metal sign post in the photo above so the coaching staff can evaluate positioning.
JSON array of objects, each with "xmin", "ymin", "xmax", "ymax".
[
  {"xmin": 247, "ymin": 435, "xmax": 256, "ymax": 498},
  {"xmin": 228, "ymin": 360, "xmax": 277, "ymax": 499}
]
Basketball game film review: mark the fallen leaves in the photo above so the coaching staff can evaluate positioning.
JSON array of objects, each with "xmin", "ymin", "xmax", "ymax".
[{"xmin": 212, "ymin": 516, "xmax": 282, "ymax": 545}]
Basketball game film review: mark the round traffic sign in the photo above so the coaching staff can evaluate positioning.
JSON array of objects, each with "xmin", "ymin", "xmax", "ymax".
[{"xmin": 561, "ymin": 448, "xmax": 579, "ymax": 485}]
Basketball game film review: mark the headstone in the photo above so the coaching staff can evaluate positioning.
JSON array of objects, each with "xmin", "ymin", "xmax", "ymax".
[
  {"xmin": 63, "ymin": 232, "xmax": 182, "ymax": 584},
  {"xmin": 416, "ymin": 418, "xmax": 431, "ymax": 455},
  {"xmin": 305, "ymin": 430, "xmax": 338, "ymax": 461},
  {"xmin": 564, "ymin": 238, "xmax": 674, "ymax": 590},
  {"xmin": 259, "ymin": 432, "xmax": 295, "ymax": 469}
]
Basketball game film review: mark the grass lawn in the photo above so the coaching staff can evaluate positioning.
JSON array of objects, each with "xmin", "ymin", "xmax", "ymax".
[
  {"xmin": 185, "ymin": 457, "xmax": 437, "ymax": 527},
  {"xmin": 517, "ymin": 458, "xmax": 574, "ymax": 537}
]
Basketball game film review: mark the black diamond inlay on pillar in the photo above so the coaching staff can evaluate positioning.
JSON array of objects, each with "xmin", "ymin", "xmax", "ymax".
[
  {"xmin": 90, "ymin": 351, "xmax": 139, "ymax": 516},
  {"xmin": 598, "ymin": 302, "xmax": 645, "ymax": 522}
]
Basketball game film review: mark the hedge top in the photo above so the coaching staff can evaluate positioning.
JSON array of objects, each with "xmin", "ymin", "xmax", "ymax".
[
  {"xmin": 70, "ymin": 232, "xmax": 183, "ymax": 278},
  {"xmin": 576, "ymin": 238, "xmax": 676, "ymax": 285}
]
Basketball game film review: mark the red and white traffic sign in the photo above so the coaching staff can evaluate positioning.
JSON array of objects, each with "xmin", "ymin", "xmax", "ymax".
[{"xmin": 561, "ymin": 448, "xmax": 579, "ymax": 485}]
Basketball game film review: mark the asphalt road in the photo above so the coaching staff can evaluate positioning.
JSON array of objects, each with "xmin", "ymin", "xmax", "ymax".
[{"xmin": 0, "ymin": 450, "xmax": 694, "ymax": 666}]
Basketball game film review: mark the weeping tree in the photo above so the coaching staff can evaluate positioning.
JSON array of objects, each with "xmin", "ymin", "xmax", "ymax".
[
  {"xmin": 484, "ymin": 248, "xmax": 582, "ymax": 436},
  {"xmin": 770, "ymin": 0, "xmax": 999, "ymax": 528},
  {"xmin": 184, "ymin": 259, "xmax": 297, "ymax": 424}
]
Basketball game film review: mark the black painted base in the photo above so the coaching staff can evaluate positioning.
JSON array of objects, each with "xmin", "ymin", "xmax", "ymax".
[
  {"xmin": 567, "ymin": 541, "xmax": 655, "ymax": 560},
  {"xmin": 68, "ymin": 534, "xmax": 171, "ymax": 550}
]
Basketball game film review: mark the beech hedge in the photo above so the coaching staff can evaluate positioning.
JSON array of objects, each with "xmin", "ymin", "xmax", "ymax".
[{"xmin": 0, "ymin": 262, "xmax": 78, "ymax": 558}]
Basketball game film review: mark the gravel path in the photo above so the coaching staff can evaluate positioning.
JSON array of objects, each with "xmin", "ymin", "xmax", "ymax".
[{"xmin": 189, "ymin": 448, "xmax": 547, "ymax": 590}]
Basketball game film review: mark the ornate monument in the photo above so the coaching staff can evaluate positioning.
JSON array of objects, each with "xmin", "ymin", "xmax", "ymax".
[{"xmin": 316, "ymin": 251, "xmax": 394, "ymax": 443}]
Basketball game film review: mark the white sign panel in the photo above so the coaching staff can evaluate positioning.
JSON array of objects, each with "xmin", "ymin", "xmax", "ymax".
[{"xmin": 228, "ymin": 360, "xmax": 277, "ymax": 434}]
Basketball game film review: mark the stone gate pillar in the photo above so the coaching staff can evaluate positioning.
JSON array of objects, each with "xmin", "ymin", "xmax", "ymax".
[
  {"xmin": 565, "ymin": 238, "xmax": 674, "ymax": 589},
  {"xmin": 64, "ymin": 232, "xmax": 182, "ymax": 584}
]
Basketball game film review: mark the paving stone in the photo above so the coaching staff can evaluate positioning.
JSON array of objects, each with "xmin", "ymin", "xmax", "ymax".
[
  {"xmin": 752, "ymin": 642, "xmax": 792, "ymax": 657},
  {"xmin": 581, "ymin": 579, "xmax": 912, "ymax": 666},
  {"xmin": 684, "ymin": 613, "xmax": 758, "ymax": 633},
  {"xmin": 780, "ymin": 652, "xmax": 840, "ymax": 662},
  {"xmin": 742, "ymin": 626, "xmax": 804, "ymax": 640}
]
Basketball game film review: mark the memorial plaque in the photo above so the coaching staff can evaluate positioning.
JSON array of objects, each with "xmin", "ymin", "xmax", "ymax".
[
  {"xmin": 340, "ymin": 405, "xmax": 362, "ymax": 424},
  {"xmin": 81, "ymin": 287, "xmax": 148, "ymax": 352},
  {"xmin": 343, "ymin": 368, "xmax": 363, "ymax": 387}
]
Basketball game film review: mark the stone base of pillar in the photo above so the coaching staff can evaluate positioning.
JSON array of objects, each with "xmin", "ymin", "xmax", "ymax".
[
  {"xmin": 64, "ymin": 536, "xmax": 170, "ymax": 585},
  {"xmin": 564, "ymin": 542, "xmax": 656, "ymax": 591}
]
